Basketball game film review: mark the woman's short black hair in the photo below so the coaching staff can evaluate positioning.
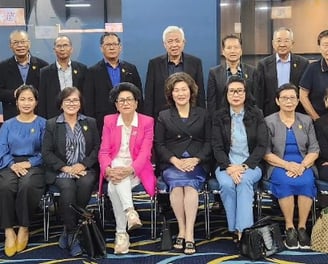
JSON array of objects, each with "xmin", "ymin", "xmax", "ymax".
[
  {"xmin": 109, "ymin": 82, "xmax": 141, "ymax": 103},
  {"xmin": 275, "ymin": 83, "xmax": 299, "ymax": 99},
  {"xmin": 15, "ymin": 84, "xmax": 38, "ymax": 101},
  {"xmin": 221, "ymin": 75, "xmax": 255, "ymax": 109},
  {"xmin": 56, "ymin": 87, "xmax": 83, "ymax": 110}
]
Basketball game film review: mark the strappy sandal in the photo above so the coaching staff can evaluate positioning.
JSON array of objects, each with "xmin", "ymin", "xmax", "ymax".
[
  {"xmin": 184, "ymin": 241, "xmax": 196, "ymax": 255},
  {"xmin": 173, "ymin": 237, "xmax": 185, "ymax": 250}
]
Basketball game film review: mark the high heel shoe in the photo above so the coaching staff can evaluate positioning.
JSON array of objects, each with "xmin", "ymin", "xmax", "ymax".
[
  {"xmin": 16, "ymin": 227, "xmax": 29, "ymax": 253},
  {"xmin": 4, "ymin": 230, "xmax": 17, "ymax": 257}
]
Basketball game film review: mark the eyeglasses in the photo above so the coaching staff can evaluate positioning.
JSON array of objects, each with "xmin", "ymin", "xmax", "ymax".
[
  {"xmin": 116, "ymin": 98, "xmax": 135, "ymax": 105},
  {"xmin": 63, "ymin": 99, "xmax": 80, "ymax": 105},
  {"xmin": 279, "ymin": 96, "xmax": 298, "ymax": 102},
  {"xmin": 11, "ymin": 40, "xmax": 30, "ymax": 46},
  {"xmin": 55, "ymin": 44, "xmax": 71, "ymax": 49},
  {"xmin": 103, "ymin": 43, "xmax": 120, "ymax": 48},
  {"xmin": 227, "ymin": 88, "xmax": 245, "ymax": 95},
  {"xmin": 274, "ymin": 39, "xmax": 292, "ymax": 44},
  {"xmin": 166, "ymin": 39, "xmax": 183, "ymax": 46}
]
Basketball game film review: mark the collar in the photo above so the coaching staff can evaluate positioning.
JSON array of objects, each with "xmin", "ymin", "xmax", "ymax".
[
  {"xmin": 321, "ymin": 58, "xmax": 328, "ymax": 72},
  {"xmin": 56, "ymin": 113, "xmax": 86, "ymax": 123},
  {"xmin": 15, "ymin": 53, "xmax": 31, "ymax": 65},
  {"xmin": 56, "ymin": 60, "xmax": 72, "ymax": 70},
  {"xmin": 104, "ymin": 58, "xmax": 120, "ymax": 68},
  {"xmin": 276, "ymin": 53, "xmax": 291, "ymax": 63},
  {"xmin": 226, "ymin": 63, "xmax": 242, "ymax": 72},
  {"xmin": 116, "ymin": 112, "xmax": 138, "ymax": 127},
  {"xmin": 230, "ymin": 107, "xmax": 245, "ymax": 118},
  {"xmin": 167, "ymin": 53, "xmax": 184, "ymax": 63}
]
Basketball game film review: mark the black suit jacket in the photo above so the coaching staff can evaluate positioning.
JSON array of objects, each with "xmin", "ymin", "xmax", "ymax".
[
  {"xmin": 315, "ymin": 114, "xmax": 328, "ymax": 165},
  {"xmin": 144, "ymin": 53, "xmax": 205, "ymax": 118},
  {"xmin": 42, "ymin": 115, "xmax": 100, "ymax": 184},
  {"xmin": 256, "ymin": 53, "xmax": 308, "ymax": 116},
  {"xmin": 212, "ymin": 105, "xmax": 268, "ymax": 170},
  {"xmin": 207, "ymin": 62, "xmax": 257, "ymax": 114},
  {"xmin": 155, "ymin": 106, "xmax": 212, "ymax": 172},
  {"xmin": 0, "ymin": 55, "xmax": 48, "ymax": 120},
  {"xmin": 38, "ymin": 61, "xmax": 87, "ymax": 119},
  {"xmin": 83, "ymin": 59, "xmax": 143, "ymax": 132}
]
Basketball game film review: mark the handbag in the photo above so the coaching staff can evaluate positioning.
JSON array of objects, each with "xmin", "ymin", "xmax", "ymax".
[
  {"xmin": 160, "ymin": 215, "xmax": 172, "ymax": 251},
  {"xmin": 311, "ymin": 207, "xmax": 328, "ymax": 253},
  {"xmin": 70, "ymin": 203, "xmax": 106, "ymax": 259},
  {"xmin": 240, "ymin": 216, "xmax": 285, "ymax": 260}
]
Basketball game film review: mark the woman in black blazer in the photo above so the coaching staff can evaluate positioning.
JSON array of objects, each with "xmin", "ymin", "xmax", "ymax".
[
  {"xmin": 42, "ymin": 87, "xmax": 100, "ymax": 257},
  {"xmin": 155, "ymin": 72, "xmax": 211, "ymax": 255},
  {"xmin": 212, "ymin": 76, "xmax": 268, "ymax": 244}
]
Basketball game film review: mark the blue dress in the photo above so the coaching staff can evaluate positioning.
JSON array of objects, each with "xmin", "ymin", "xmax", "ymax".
[
  {"xmin": 0, "ymin": 116, "xmax": 46, "ymax": 169},
  {"xmin": 270, "ymin": 128, "xmax": 317, "ymax": 199}
]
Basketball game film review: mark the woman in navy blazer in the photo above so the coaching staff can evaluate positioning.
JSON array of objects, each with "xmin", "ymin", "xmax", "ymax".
[
  {"xmin": 42, "ymin": 87, "xmax": 100, "ymax": 257},
  {"xmin": 155, "ymin": 72, "xmax": 211, "ymax": 255}
]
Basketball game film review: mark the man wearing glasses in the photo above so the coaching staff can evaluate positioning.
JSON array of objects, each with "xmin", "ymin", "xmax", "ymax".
[
  {"xmin": 255, "ymin": 27, "xmax": 308, "ymax": 117},
  {"xmin": 0, "ymin": 30, "xmax": 48, "ymax": 120},
  {"xmin": 38, "ymin": 35, "xmax": 87, "ymax": 119},
  {"xmin": 83, "ymin": 32, "xmax": 143, "ymax": 133},
  {"xmin": 144, "ymin": 26, "xmax": 205, "ymax": 119}
]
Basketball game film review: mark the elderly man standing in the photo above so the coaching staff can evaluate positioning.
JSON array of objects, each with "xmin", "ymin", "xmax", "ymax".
[
  {"xmin": 83, "ymin": 32, "xmax": 143, "ymax": 132},
  {"xmin": 256, "ymin": 27, "xmax": 308, "ymax": 116},
  {"xmin": 0, "ymin": 30, "xmax": 48, "ymax": 120},
  {"xmin": 38, "ymin": 35, "xmax": 87, "ymax": 119},
  {"xmin": 144, "ymin": 25, "xmax": 205, "ymax": 118}
]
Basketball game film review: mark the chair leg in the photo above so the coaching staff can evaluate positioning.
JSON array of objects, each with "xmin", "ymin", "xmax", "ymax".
[
  {"xmin": 312, "ymin": 198, "xmax": 317, "ymax": 225},
  {"xmin": 204, "ymin": 191, "xmax": 210, "ymax": 239},
  {"xmin": 151, "ymin": 194, "xmax": 157, "ymax": 239},
  {"xmin": 43, "ymin": 193, "xmax": 50, "ymax": 242}
]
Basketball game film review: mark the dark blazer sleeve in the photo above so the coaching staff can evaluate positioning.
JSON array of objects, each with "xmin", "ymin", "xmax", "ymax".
[
  {"xmin": 79, "ymin": 117, "xmax": 100, "ymax": 168},
  {"xmin": 206, "ymin": 65, "xmax": 226, "ymax": 114},
  {"xmin": 315, "ymin": 115, "xmax": 328, "ymax": 162},
  {"xmin": 144, "ymin": 58, "xmax": 157, "ymax": 117}
]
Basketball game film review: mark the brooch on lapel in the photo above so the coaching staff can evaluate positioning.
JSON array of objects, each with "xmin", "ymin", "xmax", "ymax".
[
  {"xmin": 293, "ymin": 63, "xmax": 297, "ymax": 68},
  {"xmin": 244, "ymin": 73, "xmax": 248, "ymax": 79},
  {"xmin": 74, "ymin": 69, "xmax": 78, "ymax": 74},
  {"xmin": 30, "ymin": 128, "xmax": 35, "ymax": 133},
  {"xmin": 83, "ymin": 125, "xmax": 88, "ymax": 131},
  {"xmin": 122, "ymin": 68, "xmax": 126, "ymax": 73},
  {"xmin": 132, "ymin": 130, "xmax": 137, "ymax": 136},
  {"xmin": 32, "ymin": 66, "xmax": 36, "ymax": 70},
  {"xmin": 298, "ymin": 124, "xmax": 302, "ymax": 130}
]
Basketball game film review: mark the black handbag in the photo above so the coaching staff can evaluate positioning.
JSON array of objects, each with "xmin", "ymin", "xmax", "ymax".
[
  {"xmin": 160, "ymin": 215, "xmax": 172, "ymax": 251},
  {"xmin": 240, "ymin": 216, "xmax": 285, "ymax": 260},
  {"xmin": 70, "ymin": 204, "xmax": 106, "ymax": 259}
]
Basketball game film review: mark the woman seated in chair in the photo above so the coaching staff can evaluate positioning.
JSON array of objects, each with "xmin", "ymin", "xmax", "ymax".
[
  {"xmin": 264, "ymin": 83, "xmax": 319, "ymax": 250},
  {"xmin": 98, "ymin": 82, "xmax": 156, "ymax": 255},
  {"xmin": 42, "ymin": 87, "xmax": 100, "ymax": 257},
  {"xmin": 212, "ymin": 76, "xmax": 268, "ymax": 245},
  {"xmin": 314, "ymin": 89, "xmax": 328, "ymax": 182},
  {"xmin": 0, "ymin": 85, "xmax": 46, "ymax": 257},
  {"xmin": 155, "ymin": 72, "xmax": 212, "ymax": 255}
]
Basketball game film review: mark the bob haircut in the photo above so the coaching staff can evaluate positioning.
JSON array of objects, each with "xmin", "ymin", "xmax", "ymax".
[
  {"xmin": 15, "ymin": 84, "xmax": 38, "ymax": 101},
  {"xmin": 109, "ymin": 82, "xmax": 141, "ymax": 104},
  {"xmin": 221, "ymin": 75, "xmax": 255, "ymax": 109},
  {"xmin": 275, "ymin": 83, "xmax": 299, "ymax": 99},
  {"xmin": 56, "ymin": 87, "xmax": 83, "ymax": 110},
  {"xmin": 164, "ymin": 72, "xmax": 198, "ymax": 107}
]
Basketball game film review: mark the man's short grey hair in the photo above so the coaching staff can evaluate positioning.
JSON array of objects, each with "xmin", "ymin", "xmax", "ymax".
[
  {"xmin": 162, "ymin": 26, "xmax": 185, "ymax": 42},
  {"xmin": 273, "ymin": 27, "xmax": 294, "ymax": 40}
]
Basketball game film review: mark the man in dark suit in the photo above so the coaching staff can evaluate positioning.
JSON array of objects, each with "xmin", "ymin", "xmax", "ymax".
[
  {"xmin": 0, "ymin": 30, "xmax": 48, "ymax": 120},
  {"xmin": 256, "ymin": 27, "xmax": 308, "ymax": 116},
  {"xmin": 144, "ymin": 26, "xmax": 205, "ymax": 118},
  {"xmin": 83, "ymin": 32, "xmax": 143, "ymax": 132},
  {"xmin": 38, "ymin": 35, "xmax": 87, "ymax": 119},
  {"xmin": 207, "ymin": 34, "xmax": 257, "ymax": 114}
]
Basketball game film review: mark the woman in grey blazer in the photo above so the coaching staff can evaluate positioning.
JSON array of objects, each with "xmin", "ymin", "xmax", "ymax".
[{"xmin": 264, "ymin": 83, "xmax": 319, "ymax": 250}]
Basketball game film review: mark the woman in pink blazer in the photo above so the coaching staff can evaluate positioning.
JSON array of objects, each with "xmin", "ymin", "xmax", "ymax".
[{"xmin": 98, "ymin": 82, "xmax": 156, "ymax": 255}]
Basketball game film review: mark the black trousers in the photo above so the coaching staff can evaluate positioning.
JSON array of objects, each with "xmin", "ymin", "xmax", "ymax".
[
  {"xmin": 54, "ymin": 170, "xmax": 96, "ymax": 232},
  {"xmin": 0, "ymin": 167, "xmax": 45, "ymax": 229}
]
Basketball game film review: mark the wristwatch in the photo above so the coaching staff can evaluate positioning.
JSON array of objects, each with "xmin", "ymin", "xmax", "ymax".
[{"xmin": 242, "ymin": 164, "xmax": 249, "ymax": 170}]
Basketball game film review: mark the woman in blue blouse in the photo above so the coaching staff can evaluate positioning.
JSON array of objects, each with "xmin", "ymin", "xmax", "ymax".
[
  {"xmin": 0, "ymin": 85, "xmax": 46, "ymax": 257},
  {"xmin": 212, "ymin": 76, "xmax": 268, "ymax": 244},
  {"xmin": 42, "ymin": 87, "xmax": 100, "ymax": 257}
]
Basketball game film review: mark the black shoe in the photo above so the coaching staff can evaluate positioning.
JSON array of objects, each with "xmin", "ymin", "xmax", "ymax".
[
  {"xmin": 298, "ymin": 228, "xmax": 311, "ymax": 249},
  {"xmin": 285, "ymin": 228, "xmax": 299, "ymax": 249}
]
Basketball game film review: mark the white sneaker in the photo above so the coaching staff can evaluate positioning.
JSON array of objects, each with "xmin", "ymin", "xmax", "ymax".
[
  {"xmin": 127, "ymin": 209, "xmax": 143, "ymax": 231},
  {"xmin": 114, "ymin": 232, "xmax": 130, "ymax": 254}
]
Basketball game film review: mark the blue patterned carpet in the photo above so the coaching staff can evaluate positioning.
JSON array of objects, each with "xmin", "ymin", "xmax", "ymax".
[{"xmin": 1, "ymin": 194, "xmax": 328, "ymax": 264}]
